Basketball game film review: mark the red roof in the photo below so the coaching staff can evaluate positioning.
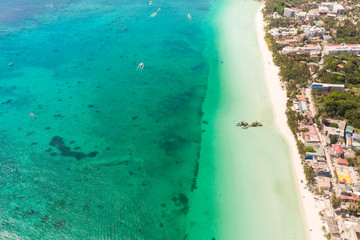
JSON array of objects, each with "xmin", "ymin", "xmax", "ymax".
[
  {"xmin": 304, "ymin": 125, "xmax": 318, "ymax": 136},
  {"xmin": 310, "ymin": 55, "xmax": 318, "ymax": 58},
  {"xmin": 337, "ymin": 158, "xmax": 349, "ymax": 165},
  {"xmin": 340, "ymin": 194, "xmax": 359, "ymax": 202},
  {"xmin": 333, "ymin": 144, "xmax": 344, "ymax": 154}
]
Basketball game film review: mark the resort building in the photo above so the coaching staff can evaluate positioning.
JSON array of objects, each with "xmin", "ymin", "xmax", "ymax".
[
  {"xmin": 323, "ymin": 43, "xmax": 360, "ymax": 55},
  {"xmin": 270, "ymin": 27, "xmax": 298, "ymax": 38},
  {"xmin": 301, "ymin": 25, "xmax": 325, "ymax": 40},
  {"xmin": 311, "ymin": 83, "xmax": 345, "ymax": 92},
  {"xmin": 284, "ymin": 7, "xmax": 299, "ymax": 17},
  {"xmin": 282, "ymin": 44, "xmax": 320, "ymax": 54},
  {"xmin": 319, "ymin": 2, "xmax": 346, "ymax": 15},
  {"xmin": 306, "ymin": 9, "xmax": 320, "ymax": 18}
]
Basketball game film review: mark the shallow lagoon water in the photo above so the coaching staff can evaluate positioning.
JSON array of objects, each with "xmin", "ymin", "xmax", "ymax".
[
  {"xmin": 0, "ymin": 0, "xmax": 212, "ymax": 239},
  {"xmin": 0, "ymin": 0, "xmax": 308, "ymax": 239}
]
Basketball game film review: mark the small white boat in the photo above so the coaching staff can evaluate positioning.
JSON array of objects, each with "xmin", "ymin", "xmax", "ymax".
[
  {"xmin": 150, "ymin": 12, "xmax": 157, "ymax": 17},
  {"xmin": 149, "ymin": 1, "xmax": 152, "ymax": 5},
  {"xmin": 187, "ymin": 13, "xmax": 192, "ymax": 20}
]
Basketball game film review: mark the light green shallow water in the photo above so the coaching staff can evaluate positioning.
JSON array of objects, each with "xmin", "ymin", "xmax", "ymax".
[{"xmin": 186, "ymin": 0, "xmax": 309, "ymax": 239}]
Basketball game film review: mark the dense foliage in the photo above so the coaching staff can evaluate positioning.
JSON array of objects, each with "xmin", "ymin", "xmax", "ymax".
[
  {"xmin": 304, "ymin": 165, "xmax": 315, "ymax": 182},
  {"xmin": 317, "ymin": 54, "xmax": 360, "ymax": 86},
  {"xmin": 317, "ymin": 91, "xmax": 360, "ymax": 128}
]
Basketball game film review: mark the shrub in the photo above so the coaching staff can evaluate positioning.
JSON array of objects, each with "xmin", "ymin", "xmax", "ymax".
[
  {"xmin": 330, "ymin": 135, "xmax": 337, "ymax": 144},
  {"xmin": 304, "ymin": 146, "xmax": 315, "ymax": 152},
  {"xmin": 330, "ymin": 123, "xmax": 339, "ymax": 128}
]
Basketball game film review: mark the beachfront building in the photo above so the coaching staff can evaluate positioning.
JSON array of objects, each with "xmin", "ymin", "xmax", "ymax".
[
  {"xmin": 311, "ymin": 83, "xmax": 345, "ymax": 92},
  {"xmin": 284, "ymin": 7, "xmax": 299, "ymax": 17},
  {"xmin": 301, "ymin": 25, "xmax": 325, "ymax": 40},
  {"xmin": 270, "ymin": 27, "xmax": 298, "ymax": 38},
  {"xmin": 282, "ymin": 44, "xmax": 320, "ymax": 54},
  {"xmin": 323, "ymin": 43, "xmax": 360, "ymax": 55},
  {"xmin": 303, "ymin": 125, "xmax": 321, "ymax": 143}
]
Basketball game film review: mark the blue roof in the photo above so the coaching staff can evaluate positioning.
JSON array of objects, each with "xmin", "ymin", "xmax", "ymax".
[{"xmin": 312, "ymin": 84, "xmax": 324, "ymax": 88}]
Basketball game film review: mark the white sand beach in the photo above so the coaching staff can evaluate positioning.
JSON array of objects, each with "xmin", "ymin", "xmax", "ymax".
[{"xmin": 255, "ymin": 7, "xmax": 325, "ymax": 240}]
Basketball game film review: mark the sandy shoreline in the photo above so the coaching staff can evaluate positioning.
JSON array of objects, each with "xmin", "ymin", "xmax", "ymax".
[{"xmin": 255, "ymin": 6, "xmax": 325, "ymax": 240}]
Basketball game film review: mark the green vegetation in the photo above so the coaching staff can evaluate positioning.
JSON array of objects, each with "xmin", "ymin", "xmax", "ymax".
[
  {"xmin": 330, "ymin": 123, "xmax": 339, "ymax": 128},
  {"xmin": 335, "ymin": 20, "xmax": 360, "ymax": 44},
  {"xmin": 331, "ymin": 190, "xmax": 342, "ymax": 209},
  {"xmin": 304, "ymin": 165, "xmax": 315, "ymax": 182},
  {"xmin": 304, "ymin": 146, "xmax": 315, "ymax": 152},
  {"xmin": 317, "ymin": 53, "xmax": 360, "ymax": 86},
  {"xmin": 263, "ymin": 0, "xmax": 285, "ymax": 15},
  {"xmin": 316, "ymin": 91, "xmax": 360, "ymax": 128},
  {"xmin": 330, "ymin": 135, "xmax": 337, "ymax": 144}
]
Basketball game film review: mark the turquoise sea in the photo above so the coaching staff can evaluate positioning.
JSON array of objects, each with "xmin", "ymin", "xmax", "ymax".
[
  {"xmin": 0, "ymin": 0, "xmax": 213, "ymax": 239},
  {"xmin": 0, "ymin": 0, "xmax": 308, "ymax": 239}
]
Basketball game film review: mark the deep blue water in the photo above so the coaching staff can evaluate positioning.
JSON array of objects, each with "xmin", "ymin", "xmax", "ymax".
[{"xmin": 0, "ymin": 0, "xmax": 214, "ymax": 239}]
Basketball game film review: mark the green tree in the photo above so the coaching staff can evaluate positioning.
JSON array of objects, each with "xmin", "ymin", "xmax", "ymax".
[
  {"xmin": 331, "ymin": 190, "xmax": 341, "ymax": 209},
  {"xmin": 304, "ymin": 165, "xmax": 315, "ymax": 182},
  {"xmin": 304, "ymin": 146, "xmax": 315, "ymax": 152},
  {"xmin": 330, "ymin": 135, "xmax": 337, "ymax": 144}
]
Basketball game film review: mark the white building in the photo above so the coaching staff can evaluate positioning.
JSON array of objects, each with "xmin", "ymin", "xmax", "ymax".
[
  {"xmin": 323, "ymin": 43, "xmax": 360, "ymax": 55},
  {"xmin": 282, "ymin": 44, "xmax": 320, "ymax": 54},
  {"xmin": 301, "ymin": 25, "xmax": 325, "ymax": 40},
  {"xmin": 269, "ymin": 27, "xmax": 298, "ymax": 38},
  {"xmin": 333, "ymin": 4, "xmax": 346, "ymax": 15},
  {"xmin": 307, "ymin": 9, "xmax": 320, "ymax": 18},
  {"xmin": 284, "ymin": 7, "xmax": 299, "ymax": 17},
  {"xmin": 297, "ymin": 12, "xmax": 307, "ymax": 19},
  {"xmin": 319, "ymin": 2, "xmax": 345, "ymax": 15}
]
